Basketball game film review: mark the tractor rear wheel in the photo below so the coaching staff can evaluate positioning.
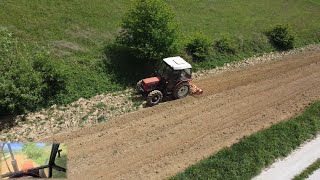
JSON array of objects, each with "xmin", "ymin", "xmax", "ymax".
[
  {"xmin": 173, "ymin": 81, "xmax": 190, "ymax": 99},
  {"xmin": 147, "ymin": 90, "xmax": 163, "ymax": 106}
]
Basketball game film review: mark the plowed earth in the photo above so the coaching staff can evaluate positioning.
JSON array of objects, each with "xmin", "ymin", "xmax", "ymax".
[{"xmin": 41, "ymin": 50, "xmax": 320, "ymax": 180}]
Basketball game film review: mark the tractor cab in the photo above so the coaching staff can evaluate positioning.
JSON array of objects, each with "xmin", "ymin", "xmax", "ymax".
[
  {"xmin": 137, "ymin": 56, "xmax": 202, "ymax": 106},
  {"xmin": 156, "ymin": 57, "xmax": 192, "ymax": 90},
  {"xmin": 157, "ymin": 57, "xmax": 192, "ymax": 80}
]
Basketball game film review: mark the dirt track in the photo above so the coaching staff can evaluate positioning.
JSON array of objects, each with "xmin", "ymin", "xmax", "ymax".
[{"xmin": 41, "ymin": 50, "xmax": 320, "ymax": 180}]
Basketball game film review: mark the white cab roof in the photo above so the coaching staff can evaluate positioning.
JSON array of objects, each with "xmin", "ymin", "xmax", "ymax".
[{"xmin": 163, "ymin": 56, "xmax": 192, "ymax": 70}]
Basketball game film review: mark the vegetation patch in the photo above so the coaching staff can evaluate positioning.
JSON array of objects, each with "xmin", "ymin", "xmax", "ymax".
[
  {"xmin": 0, "ymin": 27, "xmax": 66, "ymax": 115},
  {"xmin": 214, "ymin": 35, "xmax": 237, "ymax": 55},
  {"xmin": 266, "ymin": 24, "xmax": 295, "ymax": 51},
  {"xmin": 22, "ymin": 143, "xmax": 51, "ymax": 165},
  {"xmin": 185, "ymin": 33, "xmax": 212, "ymax": 62},
  {"xmin": 117, "ymin": 0, "xmax": 179, "ymax": 62},
  {"xmin": 293, "ymin": 158, "xmax": 320, "ymax": 180},
  {"xmin": 52, "ymin": 144, "xmax": 67, "ymax": 178},
  {"xmin": 97, "ymin": 115, "xmax": 107, "ymax": 123},
  {"xmin": 172, "ymin": 101, "xmax": 320, "ymax": 180}
]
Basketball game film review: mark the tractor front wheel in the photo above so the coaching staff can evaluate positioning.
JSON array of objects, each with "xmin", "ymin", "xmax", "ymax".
[
  {"xmin": 173, "ymin": 82, "xmax": 190, "ymax": 99},
  {"xmin": 147, "ymin": 90, "xmax": 163, "ymax": 106}
]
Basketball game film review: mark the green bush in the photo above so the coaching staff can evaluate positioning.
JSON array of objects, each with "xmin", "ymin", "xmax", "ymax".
[
  {"xmin": 266, "ymin": 24, "xmax": 295, "ymax": 51},
  {"xmin": 185, "ymin": 33, "xmax": 212, "ymax": 62},
  {"xmin": 0, "ymin": 27, "xmax": 66, "ymax": 115},
  {"xmin": 22, "ymin": 143, "xmax": 44, "ymax": 159},
  {"xmin": 0, "ymin": 27, "xmax": 43, "ymax": 114},
  {"xmin": 117, "ymin": 0, "xmax": 179, "ymax": 62},
  {"xmin": 214, "ymin": 36, "xmax": 237, "ymax": 54},
  {"xmin": 32, "ymin": 53, "xmax": 67, "ymax": 105}
]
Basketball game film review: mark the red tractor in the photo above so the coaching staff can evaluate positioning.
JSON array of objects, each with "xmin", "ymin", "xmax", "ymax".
[{"xmin": 137, "ymin": 56, "xmax": 203, "ymax": 106}]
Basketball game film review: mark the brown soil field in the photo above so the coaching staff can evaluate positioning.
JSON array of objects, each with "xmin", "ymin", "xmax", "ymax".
[{"xmin": 41, "ymin": 50, "xmax": 320, "ymax": 180}]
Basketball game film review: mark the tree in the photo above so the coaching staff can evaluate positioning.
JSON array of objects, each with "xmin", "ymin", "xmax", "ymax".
[{"xmin": 117, "ymin": 0, "xmax": 179, "ymax": 62}]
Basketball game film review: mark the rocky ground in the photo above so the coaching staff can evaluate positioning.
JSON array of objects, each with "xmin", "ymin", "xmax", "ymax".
[
  {"xmin": 1, "ymin": 44, "xmax": 319, "ymax": 142},
  {"xmin": 0, "ymin": 90, "xmax": 144, "ymax": 141}
]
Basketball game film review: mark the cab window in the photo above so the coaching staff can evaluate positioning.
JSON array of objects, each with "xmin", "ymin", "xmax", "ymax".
[{"xmin": 182, "ymin": 69, "xmax": 191, "ymax": 79}]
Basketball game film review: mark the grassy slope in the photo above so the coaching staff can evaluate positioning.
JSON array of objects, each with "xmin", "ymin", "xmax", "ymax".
[
  {"xmin": 0, "ymin": 0, "xmax": 130, "ymax": 104},
  {"xmin": 1, "ymin": 0, "xmax": 320, "ymax": 104},
  {"xmin": 175, "ymin": 0, "xmax": 320, "ymax": 41},
  {"xmin": 172, "ymin": 101, "xmax": 320, "ymax": 180}
]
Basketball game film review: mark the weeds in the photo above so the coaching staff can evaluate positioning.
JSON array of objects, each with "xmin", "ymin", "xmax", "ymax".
[
  {"xmin": 97, "ymin": 115, "xmax": 107, "ymax": 123},
  {"xmin": 95, "ymin": 102, "xmax": 106, "ymax": 109}
]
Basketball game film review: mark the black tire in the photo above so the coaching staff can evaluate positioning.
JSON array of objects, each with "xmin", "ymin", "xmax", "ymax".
[
  {"xmin": 173, "ymin": 81, "xmax": 190, "ymax": 99},
  {"xmin": 147, "ymin": 90, "xmax": 163, "ymax": 106}
]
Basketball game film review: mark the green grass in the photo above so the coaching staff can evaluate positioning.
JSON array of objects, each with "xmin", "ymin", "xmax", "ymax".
[
  {"xmin": 52, "ymin": 144, "xmax": 67, "ymax": 178},
  {"xmin": 22, "ymin": 143, "xmax": 52, "ymax": 166},
  {"xmin": 294, "ymin": 158, "xmax": 320, "ymax": 180},
  {"xmin": 172, "ymin": 101, "xmax": 320, "ymax": 180},
  {"xmin": 1, "ymin": 0, "xmax": 320, "ymax": 106}
]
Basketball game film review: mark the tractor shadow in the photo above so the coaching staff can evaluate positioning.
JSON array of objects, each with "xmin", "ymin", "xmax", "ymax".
[
  {"xmin": 0, "ymin": 115, "xmax": 18, "ymax": 132},
  {"xmin": 129, "ymin": 92, "xmax": 175, "ymax": 108},
  {"xmin": 102, "ymin": 43, "xmax": 156, "ymax": 87}
]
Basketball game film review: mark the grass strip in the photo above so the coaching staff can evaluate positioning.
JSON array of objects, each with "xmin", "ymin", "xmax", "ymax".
[
  {"xmin": 293, "ymin": 158, "xmax": 320, "ymax": 180},
  {"xmin": 172, "ymin": 101, "xmax": 320, "ymax": 180}
]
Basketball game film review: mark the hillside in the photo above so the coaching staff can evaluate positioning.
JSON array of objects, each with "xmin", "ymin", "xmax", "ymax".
[{"xmin": 1, "ymin": 0, "xmax": 320, "ymax": 107}]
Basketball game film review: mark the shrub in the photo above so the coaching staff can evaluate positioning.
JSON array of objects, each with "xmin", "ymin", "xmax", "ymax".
[
  {"xmin": 32, "ymin": 52, "xmax": 67, "ymax": 105},
  {"xmin": 117, "ymin": 0, "xmax": 179, "ymax": 62},
  {"xmin": 214, "ymin": 35, "xmax": 237, "ymax": 55},
  {"xmin": 266, "ymin": 24, "xmax": 295, "ymax": 51},
  {"xmin": 185, "ymin": 33, "xmax": 212, "ymax": 62},
  {"xmin": 22, "ymin": 143, "xmax": 44, "ymax": 159},
  {"xmin": 0, "ymin": 27, "xmax": 66, "ymax": 115},
  {"xmin": 0, "ymin": 27, "xmax": 43, "ymax": 114}
]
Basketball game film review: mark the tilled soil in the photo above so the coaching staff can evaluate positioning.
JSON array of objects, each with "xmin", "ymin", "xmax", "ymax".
[{"xmin": 40, "ymin": 50, "xmax": 320, "ymax": 180}]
